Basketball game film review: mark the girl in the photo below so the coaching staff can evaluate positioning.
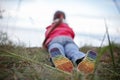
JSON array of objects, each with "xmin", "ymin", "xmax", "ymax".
[{"xmin": 42, "ymin": 10, "xmax": 85, "ymax": 72}]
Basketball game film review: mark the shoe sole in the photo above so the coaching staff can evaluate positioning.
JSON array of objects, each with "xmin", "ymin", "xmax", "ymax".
[
  {"xmin": 50, "ymin": 48, "xmax": 73, "ymax": 73},
  {"xmin": 77, "ymin": 50, "xmax": 97, "ymax": 74}
]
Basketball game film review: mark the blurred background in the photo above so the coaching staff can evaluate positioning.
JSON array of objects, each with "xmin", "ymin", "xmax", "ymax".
[{"xmin": 0, "ymin": 0, "xmax": 120, "ymax": 47}]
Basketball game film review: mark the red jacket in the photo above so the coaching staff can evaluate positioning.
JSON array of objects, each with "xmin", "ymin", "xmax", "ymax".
[{"xmin": 45, "ymin": 23, "xmax": 75, "ymax": 47}]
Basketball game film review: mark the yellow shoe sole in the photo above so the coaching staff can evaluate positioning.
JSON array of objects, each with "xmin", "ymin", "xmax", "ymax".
[
  {"xmin": 77, "ymin": 50, "xmax": 97, "ymax": 74},
  {"xmin": 52, "ymin": 55, "xmax": 74, "ymax": 73}
]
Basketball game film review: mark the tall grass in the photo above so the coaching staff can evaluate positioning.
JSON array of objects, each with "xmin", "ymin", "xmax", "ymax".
[
  {"xmin": 105, "ymin": 22, "xmax": 115, "ymax": 69},
  {"xmin": 92, "ymin": 21, "xmax": 120, "ymax": 80},
  {"xmin": 94, "ymin": 42, "xmax": 120, "ymax": 80}
]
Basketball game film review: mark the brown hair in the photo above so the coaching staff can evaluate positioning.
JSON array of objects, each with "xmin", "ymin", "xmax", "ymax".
[{"xmin": 53, "ymin": 10, "xmax": 66, "ymax": 21}]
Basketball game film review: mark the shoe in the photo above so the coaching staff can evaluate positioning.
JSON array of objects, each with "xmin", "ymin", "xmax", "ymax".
[
  {"xmin": 77, "ymin": 50, "xmax": 97, "ymax": 74},
  {"xmin": 50, "ymin": 48, "xmax": 74, "ymax": 73}
]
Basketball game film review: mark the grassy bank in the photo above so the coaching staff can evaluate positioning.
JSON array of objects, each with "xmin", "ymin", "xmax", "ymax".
[{"xmin": 0, "ymin": 31, "xmax": 120, "ymax": 80}]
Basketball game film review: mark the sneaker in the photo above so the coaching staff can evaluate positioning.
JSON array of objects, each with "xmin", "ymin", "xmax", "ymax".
[
  {"xmin": 77, "ymin": 50, "xmax": 97, "ymax": 74},
  {"xmin": 50, "ymin": 48, "xmax": 74, "ymax": 73}
]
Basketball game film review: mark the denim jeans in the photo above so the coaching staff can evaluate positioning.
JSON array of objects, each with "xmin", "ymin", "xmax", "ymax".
[{"xmin": 48, "ymin": 36, "xmax": 85, "ymax": 63}]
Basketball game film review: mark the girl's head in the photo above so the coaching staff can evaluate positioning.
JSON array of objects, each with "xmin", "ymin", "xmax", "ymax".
[{"xmin": 53, "ymin": 10, "xmax": 66, "ymax": 21}]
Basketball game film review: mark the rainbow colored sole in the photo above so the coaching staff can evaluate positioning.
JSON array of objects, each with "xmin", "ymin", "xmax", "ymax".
[
  {"xmin": 50, "ymin": 48, "xmax": 73, "ymax": 73},
  {"xmin": 77, "ymin": 50, "xmax": 97, "ymax": 74}
]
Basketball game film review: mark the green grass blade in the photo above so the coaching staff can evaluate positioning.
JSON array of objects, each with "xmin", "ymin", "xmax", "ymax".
[{"xmin": 106, "ymin": 26, "xmax": 116, "ymax": 69}]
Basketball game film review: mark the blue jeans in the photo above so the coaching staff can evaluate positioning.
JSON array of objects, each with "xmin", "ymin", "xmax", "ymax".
[{"xmin": 48, "ymin": 36, "xmax": 85, "ymax": 63}]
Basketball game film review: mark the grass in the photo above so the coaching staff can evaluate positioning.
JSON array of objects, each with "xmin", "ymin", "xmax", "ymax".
[
  {"xmin": 0, "ymin": 31, "xmax": 120, "ymax": 80},
  {"xmin": 0, "ymin": 45, "xmax": 72, "ymax": 80},
  {"xmin": 93, "ymin": 43, "xmax": 120, "ymax": 80},
  {"xmin": 92, "ymin": 23, "xmax": 120, "ymax": 80}
]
